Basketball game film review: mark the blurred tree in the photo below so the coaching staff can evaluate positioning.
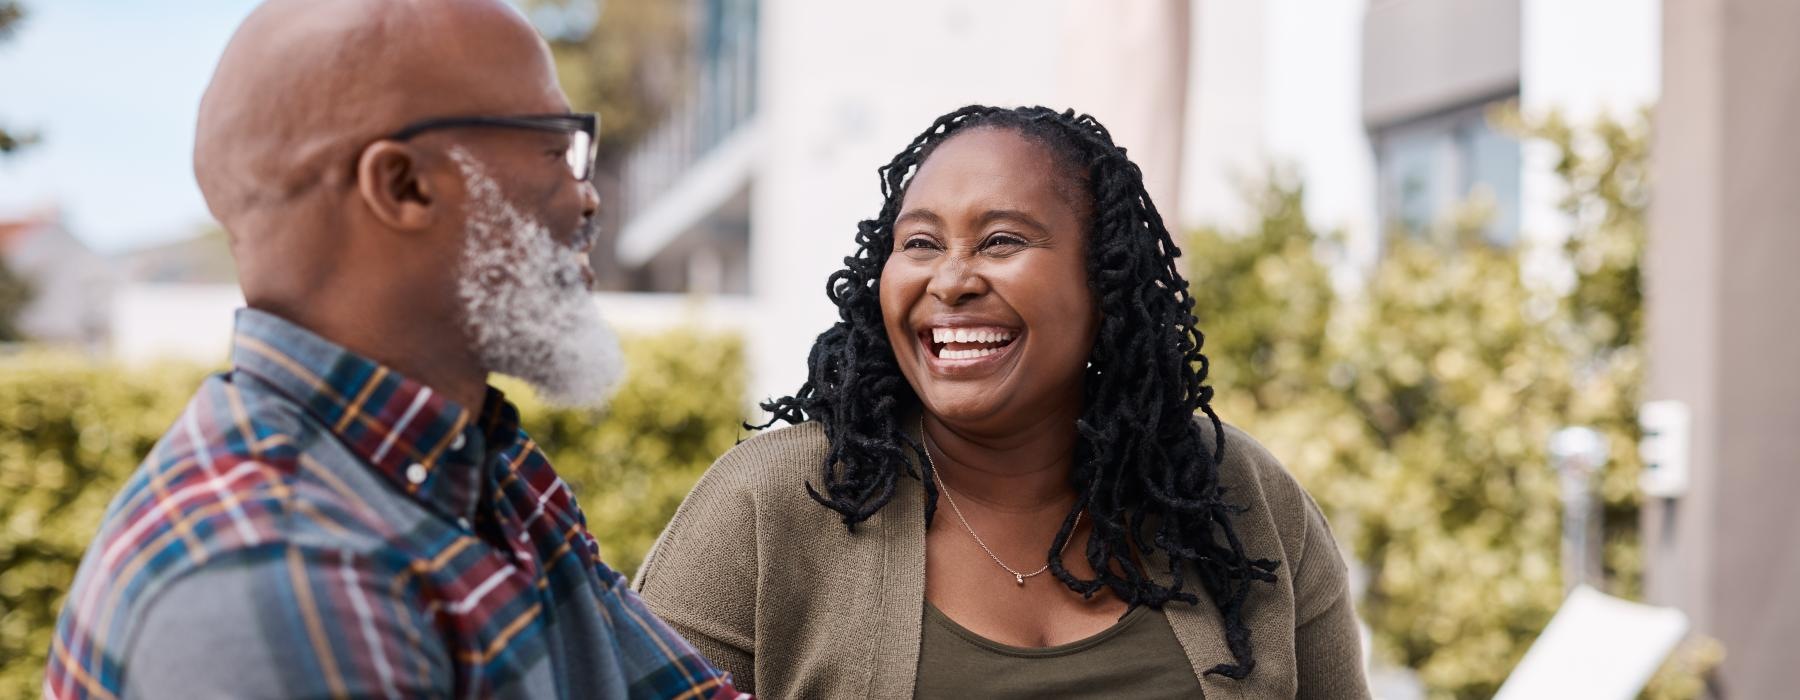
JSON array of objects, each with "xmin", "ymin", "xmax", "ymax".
[
  {"xmin": 1328, "ymin": 221, "xmax": 1574, "ymax": 698},
  {"xmin": 1188, "ymin": 172, "xmax": 1338, "ymax": 417},
  {"xmin": 524, "ymin": 0, "xmax": 689, "ymax": 161},
  {"xmin": 0, "ymin": 258, "xmax": 29, "ymax": 341},
  {"xmin": 1501, "ymin": 108, "xmax": 1653, "ymax": 599},
  {"xmin": 0, "ymin": 1, "xmax": 35, "ymax": 155},
  {"xmin": 1187, "ymin": 110, "xmax": 1694, "ymax": 698},
  {"xmin": 0, "ymin": 1, "xmax": 34, "ymax": 339}
]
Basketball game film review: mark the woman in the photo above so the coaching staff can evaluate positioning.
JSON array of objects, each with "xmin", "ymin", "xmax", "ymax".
[{"xmin": 634, "ymin": 106, "xmax": 1368, "ymax": 698}]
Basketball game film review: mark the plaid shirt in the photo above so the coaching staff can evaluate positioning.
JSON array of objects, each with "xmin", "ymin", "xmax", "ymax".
[{"xmin": 46, "ymin": 309, "xmax": 745, "ymax": 699}]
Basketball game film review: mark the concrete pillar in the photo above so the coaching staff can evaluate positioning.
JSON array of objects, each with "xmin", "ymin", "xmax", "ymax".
[{"xmin": 1645, "ymin": 0, "xmax": 1800, "ymax": 695}]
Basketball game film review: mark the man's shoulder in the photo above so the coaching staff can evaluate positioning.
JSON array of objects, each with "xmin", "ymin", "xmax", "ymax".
[
  {"xmin": 109, "ymin": 375, "xmax": 307, "ymax": 543},
  {"xmin": 83, "ymin": 374, "xmax": 396, "ymax": 601}
]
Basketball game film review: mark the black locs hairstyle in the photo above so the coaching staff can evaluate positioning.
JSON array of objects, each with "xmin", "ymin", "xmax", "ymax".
[{"xmin": 755, "ymin": 105, "xmax": 1279, "ymax": 679}]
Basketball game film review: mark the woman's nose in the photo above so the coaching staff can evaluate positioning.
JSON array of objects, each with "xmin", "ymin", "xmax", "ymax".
[{"xmin": 926, "ymin": 254, "xmax": 989, "ymax": 306}]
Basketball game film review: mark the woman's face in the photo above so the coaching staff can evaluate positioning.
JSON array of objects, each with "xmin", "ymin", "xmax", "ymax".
[{"xmin": 879, "ymin": 127, "xmax": 1098, "ymax": 431}]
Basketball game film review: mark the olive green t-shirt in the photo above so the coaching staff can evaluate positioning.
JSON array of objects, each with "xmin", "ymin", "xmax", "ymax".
[{"xmin": 915, "ymin": 601, "xmax": 1203, "ymax": 699}]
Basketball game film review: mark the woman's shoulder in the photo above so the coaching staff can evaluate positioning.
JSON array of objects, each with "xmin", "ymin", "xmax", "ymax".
[
  {"xmin": 633, "ymin": 421, "xmax": 829, "ymax": 590},
  {"xmin": 692, "ymin": 420, "xmax": 831, "ymax": 502},
  {"xmin": 648, "ymin": 420, "xmax": 839, "ymax": 548},
  {"xmin": 1202, "ymin": 417, "xmax": 1303, "ymax": 503},
  {"xmin": 1202, "ymin": 419, "xmax": 1333, "ymax": 563}
]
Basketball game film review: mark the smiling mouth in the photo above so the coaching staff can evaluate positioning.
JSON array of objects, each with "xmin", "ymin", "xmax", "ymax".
[{"xmin": 921, "ymin": 326, "xmax": 1019, "ymax": 361}]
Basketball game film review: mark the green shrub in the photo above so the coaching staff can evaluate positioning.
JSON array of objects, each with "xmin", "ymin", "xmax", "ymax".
[
  {"xmin": 0, "ymin": 356, "xmax": 210, "ymax": 699},
  {"xmin": 502, "ymin": 327, "xmax": 749, "ymax": 577},
  {"xmin": 0, "ymin": 328, "xmax": 744, "ymax": 698},
  {"xmin": 1186, "ymin": 110, "xmax": 1685, "ymax": 698}
]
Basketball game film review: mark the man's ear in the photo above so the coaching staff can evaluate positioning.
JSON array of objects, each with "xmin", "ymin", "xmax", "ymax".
[{"xmin": 355, "ymin": 140, "xmax": 438, "ymax": 230}]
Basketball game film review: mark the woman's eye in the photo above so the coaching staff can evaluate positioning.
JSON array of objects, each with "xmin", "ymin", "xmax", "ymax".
[
  {"xmin": 902, "ymin": 237, "xmax": 938, "ymax": 250},
  {"xmin": 983, "ymin": 234, "xmax": 1027, "ymax": 250}
]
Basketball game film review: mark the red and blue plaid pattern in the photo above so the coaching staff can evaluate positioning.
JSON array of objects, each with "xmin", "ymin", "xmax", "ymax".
[{"xmin": 46, "ymin": 309, "xmax": 745, "ymax": 699}]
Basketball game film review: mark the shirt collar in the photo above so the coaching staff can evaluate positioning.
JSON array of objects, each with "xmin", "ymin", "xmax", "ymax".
[{"xmin": 228, "ymin": 307, "xmax": 517, "ymax": 522}]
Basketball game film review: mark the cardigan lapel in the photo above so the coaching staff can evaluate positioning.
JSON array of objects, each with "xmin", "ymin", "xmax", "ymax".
[
  {"xmin": 866, "ymin": 427, "xmax": 930, "ymax": 698},
  {"xmin": 1146, "ymin": 549, "xmax": 1242, "ymax": 698}
]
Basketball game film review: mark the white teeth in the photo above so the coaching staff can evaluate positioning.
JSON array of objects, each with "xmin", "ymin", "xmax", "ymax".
[
  {"xmin": 931, "ymin": 328, "xmax": 1016, "ymax": 344},
  {"xmin": 940, "ymin": 347, "xmax": 1001, "ymax": 360}
]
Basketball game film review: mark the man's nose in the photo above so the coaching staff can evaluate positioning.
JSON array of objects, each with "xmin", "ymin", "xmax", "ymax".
[{"xmin": 579, "ymin": 179, "xmax": 600, "ymax": 221}]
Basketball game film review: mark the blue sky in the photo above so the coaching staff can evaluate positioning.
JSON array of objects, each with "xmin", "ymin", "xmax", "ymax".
[{"xmin": 0, "ymin": 0, "xmax": 261, "ymax": 252}]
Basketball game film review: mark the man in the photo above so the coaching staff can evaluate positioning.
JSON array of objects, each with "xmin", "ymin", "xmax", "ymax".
[{"xmin": 44, "ymin": 0, "xmax": 744, "ymax": 697}]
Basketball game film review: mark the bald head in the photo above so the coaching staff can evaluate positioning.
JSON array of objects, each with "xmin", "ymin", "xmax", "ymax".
[
  {"xmin": 192, "ymin": 0, "xmax": 603, "ymax": 410},
  {"xmin": 195, "ymin": 0, "xmax": 565, "ymax": 233}
]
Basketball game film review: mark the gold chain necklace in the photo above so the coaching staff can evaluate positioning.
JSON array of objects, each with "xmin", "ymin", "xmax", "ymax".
[{"xmin": 921, "ymin": 419, "xmax": 1082, "ymax": 586}]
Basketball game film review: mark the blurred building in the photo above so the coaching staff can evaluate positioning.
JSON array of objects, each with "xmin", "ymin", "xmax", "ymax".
[
  {"xmin": 0, "ymin": 208, "xmax": 113, "ymax": 350},
  {"xmin": 608, "ymin": 0, "xmax": 1657, "ymax": 403},
  {"xmin": 114, "ymin": 228, "xmax": 238, "ymax": 285},
  {"xmin": 1644, "ymin": 1, "xmax": 1800, "ymax": 697},
  {"xmin": 614, "ymin": 0, "xmax": 1201, "ymax": 404}
]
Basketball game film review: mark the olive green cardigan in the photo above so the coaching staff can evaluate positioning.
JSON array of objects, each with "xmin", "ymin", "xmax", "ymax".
[{"xmin": 632, "ymin": 421, "xmax": 1370, "ymax": 698}]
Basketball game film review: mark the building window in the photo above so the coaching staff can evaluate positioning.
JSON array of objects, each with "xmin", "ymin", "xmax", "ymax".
[{"xmin": 1374, "ymin": 98, "xmax": 1521, "ymax": 245}]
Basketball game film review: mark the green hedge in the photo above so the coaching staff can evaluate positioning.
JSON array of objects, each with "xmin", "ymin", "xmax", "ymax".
[
  {"xmin": 1188, "ymin": 111, "xmax": 1713, "ymax": 698},
  {"xmin": 0, "ymin": 328, "xmax": 744, "ymax": 698}
]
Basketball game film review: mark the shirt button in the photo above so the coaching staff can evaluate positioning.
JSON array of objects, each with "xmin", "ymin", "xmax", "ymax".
[
  {"xmin": 406, "ymin": 463, "xmax": 428, "ymax": 484},
  {"xmin": 457, "ymin": 517, "xmax": 472, "ymax": 530},
  {"xmin": 451, "ymin": 433, "xmax": 467, "ymax": 451}
]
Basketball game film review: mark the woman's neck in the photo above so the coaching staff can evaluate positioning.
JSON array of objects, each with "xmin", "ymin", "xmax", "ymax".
[{"xmin": 921, "ymin": 403, "xmax": 1084, "ymax": 513}]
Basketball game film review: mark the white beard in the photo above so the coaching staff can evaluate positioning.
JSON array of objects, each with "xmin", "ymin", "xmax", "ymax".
[{"xmin": 450, "ymin": 147, "xmax": 623, "ymax": 408}]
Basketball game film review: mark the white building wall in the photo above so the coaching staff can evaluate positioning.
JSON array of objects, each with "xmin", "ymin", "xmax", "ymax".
[
  {"xmin": 111, "ymin": 284, "xmax": 243, "ymax": 364},
  {"xmin": 1181, "ymin": 0, "xmax": 1377, "ymax": 267},
  {"xmin": 748, "ymin": 0, "xmax": 1072, "ymax": 405},
  {"xmin": 1519, "ymin": 0, "xmax": 1661, "ymax": 248},
  {"xmin": 1057, "ymin": 0, "xmax": 1191, "ymax": 221},
  {"xmin": 1180, "ymin": 0, "xmax": 1267, "ymax": 233},
  {"xmin": 1263, "ymin": 0, "xmax": 1378, "ymax": 266},
  {"xmin": 9, "ymin": 224, "xmax": 114, "ymax": 348}
]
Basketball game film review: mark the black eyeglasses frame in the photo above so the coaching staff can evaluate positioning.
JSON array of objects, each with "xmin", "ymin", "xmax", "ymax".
[{"xmin": 387, "ymin": 113, "xmax": 599, "ymax": 180}]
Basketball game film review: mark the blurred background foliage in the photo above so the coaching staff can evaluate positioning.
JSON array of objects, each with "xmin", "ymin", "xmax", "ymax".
[
  {"xmin": 0, "ymin": 259, "xmax": 30, "ymax": 342},
  {"xmin": 498, "ymin": 327, "xmax": 748, "ymax": 577},
  {"xmin": 0, "ymin": 0, "xmax": 35, "ymax": 339},
  {"xmin": 525, "ymin": 0, "xmax": 689, "ymax": 162},
  {"xmin": 0, "ymin": 357, "xmax": 208, "ymax": 699},
  {"xmin": 0, "ymin": 329, "xmax": 744, "ymax": 698},
  {"xmin": 1190, "ymin": 110, "xmax": 1711, "ymax": 698},
  {"xmin": 0, "ymin": 1, "xmax": 33, "ymax": 156}
]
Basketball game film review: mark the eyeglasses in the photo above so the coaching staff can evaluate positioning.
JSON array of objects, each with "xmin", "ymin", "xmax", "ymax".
[{"xmin": 388, "ymin": 113, "xmax": 599, "ymax": 181}]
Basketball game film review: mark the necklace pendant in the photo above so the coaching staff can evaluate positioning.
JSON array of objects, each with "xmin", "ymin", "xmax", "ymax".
[{"xmin": 1015, "ymin": 573, "xmax": 1025, "ymax": 586}]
